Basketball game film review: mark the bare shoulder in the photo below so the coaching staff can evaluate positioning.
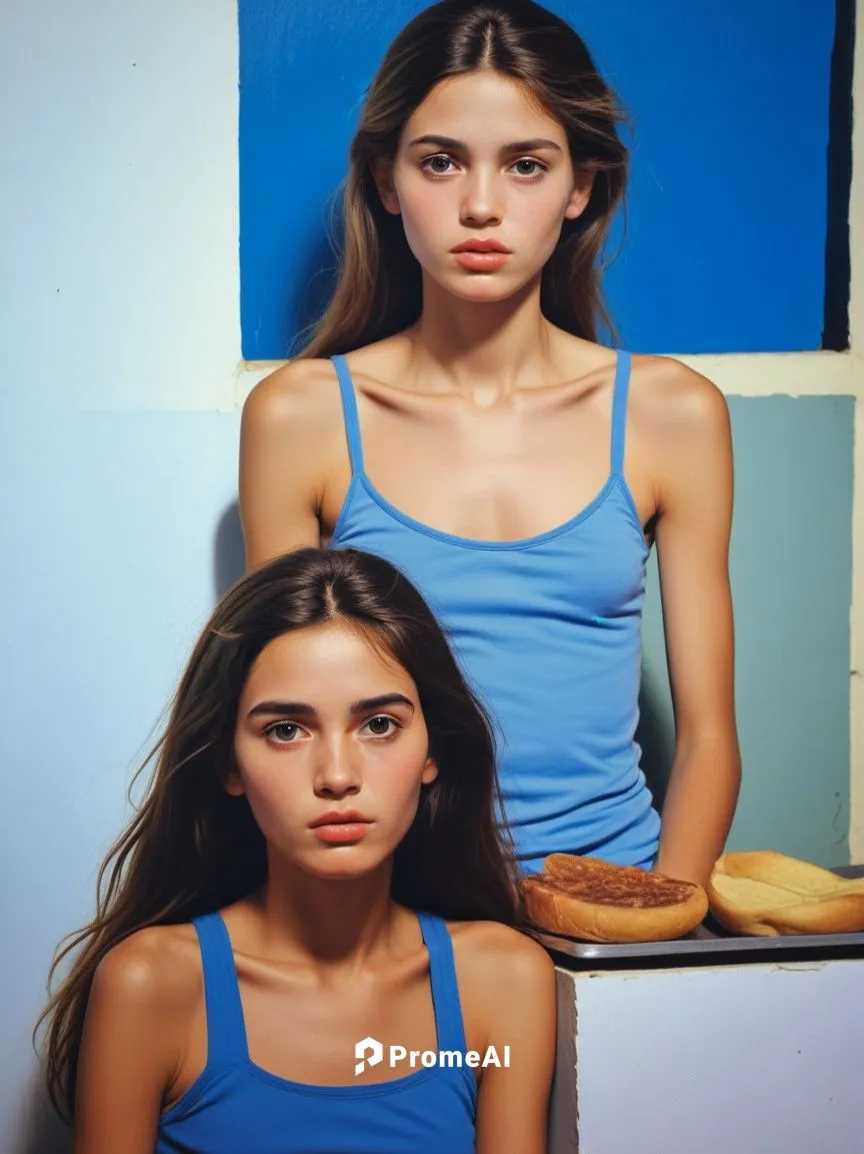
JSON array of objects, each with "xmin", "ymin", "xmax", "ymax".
[
  {"xmin": 448, "ymin": 920, "xmax": 557, "ymax": 1067},
  {"xmin": 340, "ymin": 330, "xmax": 418, "ymax": 386},
  {"xmin": 76, "ymin": 924, "xmax": 205, "ymax": 1136},
  {"xmin": 629, "ymin": 356, "xmax": 734, "ymax": 519},
  {"xmin": 629, "ymin": 354, "xmax": 731, "ymax": 437},
  {"xmin": 91, "ymin": 923, "xmax": 202, "ymax": 1018},
  {"xmin": 242, "ymin": 356, "xmax": 341, "ymax": 432},
  {"xmin": 448, "ymin": 920, "xmax": 555, "ymax": 993}
]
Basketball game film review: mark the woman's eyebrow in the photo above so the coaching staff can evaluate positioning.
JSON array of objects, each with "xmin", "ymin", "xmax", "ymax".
[
  {"xmin": 407, "ymin": 133, "xmax": 563, "ymax": 153},
  {"xmin": 247, "ymin": 693, "xmax": 415, "ymax": 718},
  {"xmin": 349, "ymin": 693, "xmax": 415, "ymax": 715}
]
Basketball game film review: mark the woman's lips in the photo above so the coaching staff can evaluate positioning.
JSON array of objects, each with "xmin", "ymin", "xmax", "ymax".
[
  {"xmin": 311, "ymin": 821, "xmax": 373, "ymax": 844},
  {"xmin": 452, "ymin": 251, "xmax": 510, "ymax": 271}
]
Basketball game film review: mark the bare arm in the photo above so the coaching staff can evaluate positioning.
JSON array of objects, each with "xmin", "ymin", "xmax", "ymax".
[
  {"xmin": 472, "ymin": 930, "xmax": 557, "ymax": 1154},
  {"xmin": 239, "ymin": 361, "xmax": 333, "ymax": 570},
  {"xmin": 651, "ymin": 363, "xmax": 742, "ymax": 886},
  {"xmin": 73, "ymin": 932, "xmax": 191, "ymax": 1154}
]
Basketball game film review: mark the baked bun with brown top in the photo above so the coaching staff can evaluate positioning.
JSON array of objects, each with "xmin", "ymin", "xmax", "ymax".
[
  {"xmin": 708, "ymin": 851, "xmax": 864, "ymax": 937},
  {"xmin": 522, "ymin": 853, "xmax": 709, "ymax": 943}
]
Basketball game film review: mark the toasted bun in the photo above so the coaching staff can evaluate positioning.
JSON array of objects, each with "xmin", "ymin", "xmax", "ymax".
[
  {"xmin": 522, "ymin": 854, "xmax": 708, "ymax": 943},
  {"xmin": 708, "ymin": 851, "xmax": 864, "ymax": 936}
]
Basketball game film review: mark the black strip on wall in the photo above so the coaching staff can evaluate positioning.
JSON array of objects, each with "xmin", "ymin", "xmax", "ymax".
[{"xmin": 823, "ymin": 0, "xmax": 855, "ymax": 351}]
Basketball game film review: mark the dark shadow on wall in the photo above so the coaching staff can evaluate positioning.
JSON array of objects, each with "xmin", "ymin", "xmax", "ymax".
[
  {"xmin": 214, "ymin": 501, "xmax": 246, "ymax": 599},
  {"xmin": 14, "ymin": 1074, "xmax": 71, "ymax": 1154},
  {"xmin": 636, "ymin": 663, "xmax": 675, "ymax": 813}
]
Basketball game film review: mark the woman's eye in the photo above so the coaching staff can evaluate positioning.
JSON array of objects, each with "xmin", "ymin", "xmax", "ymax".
[
  {"xmin": 512, "ymin": 158, "xmax": 545, "ymax": 177},
  {"xmin": 421, "ymin": 154, "xmax": 456, "ymax": 175},
  {"xmin": 363, "ymin": 715, "xmax": 398, "ymax": 738},
  {"xmin": 266, "ymin": 722, "xmax": 301, "ymax": 744},
  {"xmin": 421, "ymin": 155, "xmax": 544, "ymax": 178}
]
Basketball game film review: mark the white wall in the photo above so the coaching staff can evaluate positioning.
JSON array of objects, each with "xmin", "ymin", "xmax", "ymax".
[
  {"xmin": 0, "ymin": 3, "xmax": 243, "ymax": 1150},
  {"xmin": 1, "ymin": 0, "xmax": 241, "ymax": 413}
]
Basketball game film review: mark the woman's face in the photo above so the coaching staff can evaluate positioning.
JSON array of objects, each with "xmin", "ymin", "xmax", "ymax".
[
  {"xmin": 230, "ymin": 622, "xmax": 438, "ymax": 880},
  {"xmin": 378, "ymin": 70, "xmax": 592, "ymax": 302}
]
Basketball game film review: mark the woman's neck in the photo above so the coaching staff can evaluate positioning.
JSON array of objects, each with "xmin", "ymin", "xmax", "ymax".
[
  {"xmin": 407, "ymin": 272, "xmax": 569, "ymax": 403},
  {"xmin": 241, "ymin": 862, "xmax": 411, "ymax": 974}
]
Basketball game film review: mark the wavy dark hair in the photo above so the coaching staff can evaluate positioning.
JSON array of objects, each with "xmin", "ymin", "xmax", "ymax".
[
  {"xmin": 37, "ymin": 547, "xmax": 518, "ymax": 1118},
  {"xmin": 298, "ymin": 0, "xmax": 628, "ymax": 356}
]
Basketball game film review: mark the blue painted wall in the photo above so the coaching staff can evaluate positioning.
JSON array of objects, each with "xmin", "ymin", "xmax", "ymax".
[{"xmin": 239, "ymin": 0, "xmax": 835, "ymax": 359}]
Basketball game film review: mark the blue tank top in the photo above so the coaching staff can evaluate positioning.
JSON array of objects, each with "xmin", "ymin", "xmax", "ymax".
[
  {"xmin": 157, "ymin": 910, "xmax": 476, "ymax": 1154},
  {"xmin": 328, "ymin": 351, "xmax": 660, "ymax": 874}
]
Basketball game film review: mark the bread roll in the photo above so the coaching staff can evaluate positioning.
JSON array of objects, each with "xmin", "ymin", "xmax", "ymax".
[
  {"xmin": 522, "ymin": 854, "xmax": 708, "ymax": 943},
  {"xmin": 708, "ymin": 851, "xmax": 864, "ymax": 936}
]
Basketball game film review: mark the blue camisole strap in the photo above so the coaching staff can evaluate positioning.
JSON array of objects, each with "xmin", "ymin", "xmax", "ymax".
[
  {"xmin": 332, "ymin": 349, "xmax": 631, "ymax": 479},
  {"xmin": 192, "ymin": 912, "xmax": 249, "ymax": 1066},
  {"xmin": 331, "ymin": 354, "xmax": 365, "ymax": 476},
  {"xmin": 610, "ymin": 349, "xmax": 632, "ymax": 476},
  {"xmin": 417, "ymin": 912, "xmax": 467, "ymax": 1054},
  {"xmin": 194, "ymin": 911, "xmax": 467, "ymax": 1060}
]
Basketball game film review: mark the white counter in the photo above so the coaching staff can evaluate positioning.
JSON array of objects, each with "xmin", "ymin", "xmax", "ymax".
[{"xmin": 548, "ymin": 955, "xmax": 864, "ymax": 1154}]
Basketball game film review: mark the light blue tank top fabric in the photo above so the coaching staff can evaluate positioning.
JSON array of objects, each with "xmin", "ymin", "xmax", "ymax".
[
  {"xmin": 328, "ymin": 351, "xmax": 661, "ymax": 874},
  {"xmin": 157, "ymin": 910, "xmax": 476, "ymax": 1154}
]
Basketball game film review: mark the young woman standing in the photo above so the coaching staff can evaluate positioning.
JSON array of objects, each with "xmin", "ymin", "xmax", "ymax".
[{"xmin": 239, "ymin": 0, "xmax": 741, "ymax": 887}]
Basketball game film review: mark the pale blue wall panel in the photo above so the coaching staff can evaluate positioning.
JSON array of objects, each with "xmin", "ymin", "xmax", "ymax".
[{"xmin": 639, "ymin": 395, "xmax": 854, "ymax": 866}]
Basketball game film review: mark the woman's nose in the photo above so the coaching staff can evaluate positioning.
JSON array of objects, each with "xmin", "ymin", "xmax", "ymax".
[
  {"xmin": 312, "ymin": 737, "xmax": 361, "ymax": 797},
  {"xmin": 460, "ymin": 171, "xmax": 503, "ymax": 226}
]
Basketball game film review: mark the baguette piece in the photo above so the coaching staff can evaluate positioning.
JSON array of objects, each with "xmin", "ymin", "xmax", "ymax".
[
  {"xmin": 708, "ymin": 851, "xmax": 864, "ymax": 937},
  {"xmin": 522, "ymin": 854, "xmax": 708, "ymax": 943}
]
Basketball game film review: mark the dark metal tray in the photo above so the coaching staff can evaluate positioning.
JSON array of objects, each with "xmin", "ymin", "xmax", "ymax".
[{"xmin": 530, "ymin": 864, "xmax": 864, "ymax": 966}]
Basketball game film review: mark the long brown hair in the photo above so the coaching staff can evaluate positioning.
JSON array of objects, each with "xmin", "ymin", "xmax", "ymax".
[
  {"xmin": 298, "ymin": 0, "xmax": 628, "ymax": 357},
  {"xmin": 37, "ymin": 547, "xmax": 518, "ymax": 1119}
]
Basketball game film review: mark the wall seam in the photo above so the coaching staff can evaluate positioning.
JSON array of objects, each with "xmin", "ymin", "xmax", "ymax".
[{"xmin": 846, "ymin": 0, "xmax": 862, "ymax": 862}]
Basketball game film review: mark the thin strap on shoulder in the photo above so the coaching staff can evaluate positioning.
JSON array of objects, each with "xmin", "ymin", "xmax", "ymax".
[
  {"xmin": 610, "ymin": 349, "xmax": 632, "ymax": 475},
  {"xmin": 192, "ymin": 913, "xmax": 249, "ymax": 1066},
  {"xmin": 330, "ymin": 354, "xmax": 365, "ymax": 476},
  {"xmin": 417, "ymin": 912, "xmax": 468, "ymax": 1055}
]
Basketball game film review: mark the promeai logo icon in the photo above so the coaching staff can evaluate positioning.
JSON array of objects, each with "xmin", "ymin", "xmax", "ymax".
[
  {"xmin": 354, "ymin": 1036, "xmax": 384, "ymax": 1076},
  {"xmin": 354, "ymin": 1036, "xmax": 511, "ymax": 1075}
]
